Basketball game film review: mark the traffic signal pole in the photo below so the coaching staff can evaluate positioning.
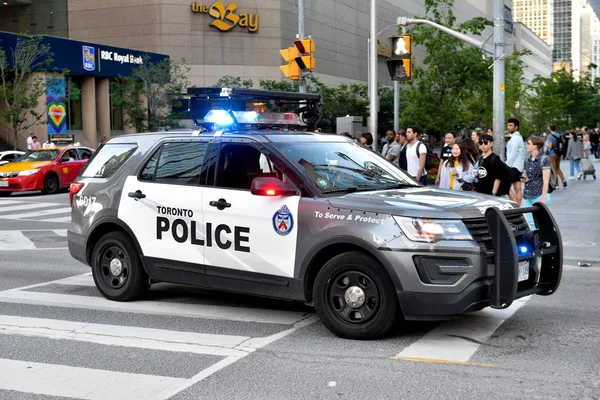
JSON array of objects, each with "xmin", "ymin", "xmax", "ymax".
[
  {"xmin": 298, "ymin": 0, "xmax": 307, "ymax": 94},
  {"xmin": 397, "ymin": 0, "xmax": 507, "ymax": 158}
]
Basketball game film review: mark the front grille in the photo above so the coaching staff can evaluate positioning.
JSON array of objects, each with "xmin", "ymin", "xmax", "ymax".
[
  {"xmin": 463, "ymin": 213, "xmax": 529, "ymax": 252},
  {"xmin": 0, "ymin": 172, "xmax": 18, "ymax": 178}
]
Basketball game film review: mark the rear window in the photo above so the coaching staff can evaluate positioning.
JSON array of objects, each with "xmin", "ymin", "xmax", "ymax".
[{"xmin": 81, "ymin": 144, "xmax": 136, "ymax": 178}]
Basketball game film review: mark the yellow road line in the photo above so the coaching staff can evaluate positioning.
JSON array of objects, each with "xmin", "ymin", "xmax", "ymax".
[{"xmin": 389, "ymin": 356, "xmax": 496, "ymax": 367}]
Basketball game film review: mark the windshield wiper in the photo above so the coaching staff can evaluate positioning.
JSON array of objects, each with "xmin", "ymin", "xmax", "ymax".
[
  {"xmin": 381, "ymin": 183, "xmax": 418, "ymax": 190},
  {"xmin": 321, "ymin": 186, "xmax": 382, "ymax": 194}
]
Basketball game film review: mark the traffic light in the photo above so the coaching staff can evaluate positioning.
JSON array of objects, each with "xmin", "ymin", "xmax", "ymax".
[
  {"xmin": 280, "ymin": 47, "xmax": 301, "ymax": 80},
  {"xmin": 386, "ymin": 35, "xmax": 412, "ymax": 81},
  {"xmin": 294, "ymin": 38, "xmax": 315, "ymax": 71}
]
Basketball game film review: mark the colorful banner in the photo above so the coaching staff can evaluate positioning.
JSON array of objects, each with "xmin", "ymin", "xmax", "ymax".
[{"xmin": 46, "ymin": 78, "xmax": 67, "ymax": 134}]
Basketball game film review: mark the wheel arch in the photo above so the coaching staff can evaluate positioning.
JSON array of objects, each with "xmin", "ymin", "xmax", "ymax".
[
  {"xmin": 300, "ymin": 236, "xmax": 403, "ymax": 304},
  {"xmin": 85, "ymin": 217, "xmax": 146, "ymax": 271}
]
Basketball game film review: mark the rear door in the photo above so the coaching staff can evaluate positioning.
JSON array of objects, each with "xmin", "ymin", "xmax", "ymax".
[
  {"xmin": 118, "ymin": 140, "xmax": 210, "ymax": 268},
  {"xmin": 201, "ymin": 141, "xmax": 301, "ymax": 278}
]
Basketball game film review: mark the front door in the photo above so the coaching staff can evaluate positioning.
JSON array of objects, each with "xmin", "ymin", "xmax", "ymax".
[
  {"xmin": 58, "ymin": 149, "xmax": 84, "ymax": 186},
  {"xmin": 118, "ymin": 140, "xmax": 210, "ymax": 266},
  {"xmin": 202, "ymin": 142, "xmax": 301, "ymax": 278}
]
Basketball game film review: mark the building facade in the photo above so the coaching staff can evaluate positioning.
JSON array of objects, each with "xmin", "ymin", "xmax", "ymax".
[{"xmin": 514, "ymin": 0, "xmax": 554, "ymax": 45}]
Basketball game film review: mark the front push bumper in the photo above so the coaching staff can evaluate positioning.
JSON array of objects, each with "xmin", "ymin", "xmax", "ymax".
[
  {"xmin": 397, "ymin": 202, "xmax": 562, "ymax": 320},
  {"xmin": 485, "ymin": 202, "xmax": 562, "ymax": 309}
]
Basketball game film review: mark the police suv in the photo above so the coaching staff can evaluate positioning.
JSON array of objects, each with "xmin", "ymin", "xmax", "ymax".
[{"xmin": 67, "ymin": 88, "xmax": 563, "ymax": 340}]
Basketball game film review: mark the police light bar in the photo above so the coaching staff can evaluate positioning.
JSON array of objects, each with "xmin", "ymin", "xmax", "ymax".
[{"xmin": 203, "ymin": 110, "xmax": 306, "ymax": 126}]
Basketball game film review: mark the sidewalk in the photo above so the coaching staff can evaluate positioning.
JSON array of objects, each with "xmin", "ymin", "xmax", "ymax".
[{"xmin": 546, "ymin": 158, "xmax": 599, "ymax": 264}]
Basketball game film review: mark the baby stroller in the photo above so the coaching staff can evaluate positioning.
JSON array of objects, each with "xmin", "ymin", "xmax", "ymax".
[{"xmin": 580, "ymin": 157, "xmax": 596, "ymax": 180}]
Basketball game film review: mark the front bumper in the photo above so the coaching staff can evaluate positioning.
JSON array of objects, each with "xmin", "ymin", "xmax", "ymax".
[
  {"xmin": 0, "ymin": 174, "xmax": 43, "ymax": 192},
  {"xmin": 395, "ymin": 203, "xmax": 562, "ymax": 320}
]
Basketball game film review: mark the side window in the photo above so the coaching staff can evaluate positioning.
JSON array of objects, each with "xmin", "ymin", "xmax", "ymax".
[
  {"xmin": 81, "ymin": 144, "xmax": 137, "ymax": 178},
  {"xmin": 77, "ymin": 149, "xmax": 93, "ymax": 160},
  {"xmin": 154, "ymin": 142, "xmax": 208, "ymax": 185},
  {"xmin": 215, "ymin": 144, "xmax": 293, "ymax": 190},
  {"xmin": 139, "ymin": 151, "xmax": 159, "ymax": 182}
]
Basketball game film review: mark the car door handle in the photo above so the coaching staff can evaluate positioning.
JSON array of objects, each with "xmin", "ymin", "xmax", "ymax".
[
  {"xmin": 128, "ymin": 190, "xmax": 146, "ymax": 200},
  {"xmin": 209, "ymin": 198, "xmax": 231, "ymax": 210}
]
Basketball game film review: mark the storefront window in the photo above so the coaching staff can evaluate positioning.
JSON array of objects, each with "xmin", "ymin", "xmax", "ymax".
[
  {"xmin": 67, "ymin": 76, "xmax": 82, "ymax": 130},
  {"xmin": 110, "ymin": 80, "xmax": 124, "ymax": 130}
]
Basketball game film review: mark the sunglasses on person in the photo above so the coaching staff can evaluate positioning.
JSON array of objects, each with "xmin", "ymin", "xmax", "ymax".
[{"xmin": 478, "ymin": 140, "xmax": 491, "ymax": 145}]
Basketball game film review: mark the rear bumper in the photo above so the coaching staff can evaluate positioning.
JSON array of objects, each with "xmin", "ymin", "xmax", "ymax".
[
  {"xmin": 398, "ymin": 203, "xmax": 562, "ymax": 320},
  {"xmin": 67, "ymin": 230, "xmax": 88, "ymax": 266}
]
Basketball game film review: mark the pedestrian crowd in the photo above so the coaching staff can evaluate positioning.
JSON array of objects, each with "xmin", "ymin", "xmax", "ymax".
[{"xmin": 355, "ymin": 119, "xmax": 597, "ymax": 216}]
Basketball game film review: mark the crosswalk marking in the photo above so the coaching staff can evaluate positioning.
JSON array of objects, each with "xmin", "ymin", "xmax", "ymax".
[
  {"xmin": 0, "ymin": 206, "xmax": 71, "ymax": 219},
  {"xmin": 0, "ymin": 287, "xmax": 311, "ymax": 325},
  {"xmin": 0, "ymin": 272, "xmax": 320, "ymax": 399},
  {"xmin": 0, "ymin": 315, "xmax": 252, "ymax": 357},
  {"xmin": 0, "ymin": 229, "xmax": 68, "ymax": 251},
  {"xmin": 0, "ymin": 203, "xmax": 59, "ymax": 213},
  {"xmin": 0, "ymin": 231, "xmax": 36, "ymax": 250},
  {"xmin": 0, "ymin": 358, "xmax": 187, "ymax": 400},
  {"xmin": 0, "ymin": 199, "xmax": 71, "ymax": 223},
  {"xmin": 395, "ymin": 296, "xmax": 531, "ymax": 362}
]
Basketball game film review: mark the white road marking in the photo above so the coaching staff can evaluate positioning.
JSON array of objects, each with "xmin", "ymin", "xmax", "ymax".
[
  {"xmin": 0, "ymin": 203, "xmax": 60, "ymax": 214},
  {"xmin": 0, "ymin": 206, "xmax": 72, "ymax": 219},
  {"xmin": 151, "ymin": 315, "xmax": 320, "ymax": 400},
  {"xmin": 52, "ymin": 274, "xmax": 96, "ymax": 287},
  {"xmin": 0, "ymin": 358, "xmax": 187, "ymax": 400},
  {"xmin": 0, "ymin": 290, "xmax": 312, "ymax": 325},
  {"xmin": 43, "ymin": 216, "xmax": 72, "ymax": 223},
  {"xmin": 396, "ymin": 296, "xmax": 531, "ymax": 362},
  {"xmin": 0, "ymin": 315, "xmax": 251, "ymax": 357},
  {"xmin": 52, "ymin": 229, "xmax": 68, "ymax": 236},
  {"xmin": 0, "ymin": 231, "xmax": 36, "ymax": 250},
  {"xmin": 0, "ymin": 200, "xmax": 25, "ymax": 206}
]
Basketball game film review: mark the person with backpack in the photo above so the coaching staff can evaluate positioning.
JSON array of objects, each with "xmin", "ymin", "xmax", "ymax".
[
  {"xmin": 521, "ymin": 136, "xmax": 552, "ymax": 229},
  {"xmin": 472, "ymin": 134, "xmax": 511, "ymax": 197},
  {"xmin": 405, "ymin": 126, "xmax": 428, "ymax": 184},
  {"xmin": 545, "ymin": 124, "xmax": 567, "ymax": 188}
]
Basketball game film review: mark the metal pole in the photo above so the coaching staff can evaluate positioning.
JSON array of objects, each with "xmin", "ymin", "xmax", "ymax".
[
  {"xmin": 367, "ymin": 38, "xmax": 371, "ymax": 109},
  {"xmin": 298, "ymin": 0, "xmax": 306, "ymax": 94},
  {"xmin": 493, "ymin": 0, "xmax": 505, "ymax": 158},
  {"xmin": 369, "ymin": 0, "xmax": 378, "ymax": 151}
]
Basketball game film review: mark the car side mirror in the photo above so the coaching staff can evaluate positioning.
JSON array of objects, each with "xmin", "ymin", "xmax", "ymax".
[{"xmin": 251, "ymin": 177, "xmax": 298, "ymax": 197}]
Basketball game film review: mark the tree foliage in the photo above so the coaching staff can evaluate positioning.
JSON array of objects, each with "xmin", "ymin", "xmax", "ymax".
[
  {"xmin": 0, "ymin": 34, "xmax": 56, "ymax": 149},
  {"xmin": 112, "ymin": 57, "xmax": 190, "ymax": 132}
]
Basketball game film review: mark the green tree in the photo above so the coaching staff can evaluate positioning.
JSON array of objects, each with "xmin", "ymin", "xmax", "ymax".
[
  {"xmin": 214, "ymin": 75, "xmax": 254, "ymax": 88},
  {"xmin": 0, "ymin": 34, "xmax": 55, "ymax": 149},
  {"xmin": 112, "ymin": 57, "xmax": 190, "ymax": 132},
  {"xmin": 400, "ymin": 0, "xmax": 492, "ymax": 138}
]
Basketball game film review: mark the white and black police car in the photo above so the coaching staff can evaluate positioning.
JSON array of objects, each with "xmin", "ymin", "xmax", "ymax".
[{"xmin": 67, "ymin": 88, "xmax": 563, "ymax": 340}]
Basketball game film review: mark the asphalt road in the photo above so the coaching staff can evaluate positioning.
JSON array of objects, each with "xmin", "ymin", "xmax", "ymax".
[{"xmin": 0, "ymin": 175, "xmax": 598, "ymax": 400}]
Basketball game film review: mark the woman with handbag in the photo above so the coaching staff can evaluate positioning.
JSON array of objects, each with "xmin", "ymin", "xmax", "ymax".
[
  {"xmin": 566, "ymin": 131, "xmax": 584, "ymax": 180},
  {"xmin": 438, "ymin": 142, "xmax": 474, "ymax": 191},
  {"xmin": 521, "ymin": 136, "xmax": 551, "ymax": 229}
]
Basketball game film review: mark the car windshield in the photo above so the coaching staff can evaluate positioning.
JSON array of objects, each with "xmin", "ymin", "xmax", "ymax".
[
  {"xmin": 17, "ymin": 150, "xmax": 60, "ymax": 162},
  {"xmin": 275, "ymin": 141, "xmax": 417, "ymax": 193}
]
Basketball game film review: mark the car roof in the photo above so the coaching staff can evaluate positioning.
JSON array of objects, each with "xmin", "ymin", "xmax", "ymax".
[
  {"xmin": 104, "ymin": 130, "xmax": 352, "ymax": 145},
  {"xmin": 0, "ymin": 150, "xmax": 24, "ymax": 154},
  {"xmin": 33, "ymin": 146, "xmax": 93, "ymax": 151}
]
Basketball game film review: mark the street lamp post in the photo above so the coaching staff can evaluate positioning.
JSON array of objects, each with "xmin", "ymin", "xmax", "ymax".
[{"xmin": 369, "ymin": 0, "xmax": 378, "ymax": 151}]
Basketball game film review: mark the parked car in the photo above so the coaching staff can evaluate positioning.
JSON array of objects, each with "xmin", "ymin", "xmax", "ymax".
[
  {"xmin": 0, "ymin": 146, "xmax": 94, "ymax": 196},
  {"xmin": 0, "ymin": 150, "xmax": 25, "ymax": 166}
]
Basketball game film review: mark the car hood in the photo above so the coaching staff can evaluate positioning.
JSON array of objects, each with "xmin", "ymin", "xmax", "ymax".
[
  {"xmin": 327, "ymin": 187, "xmax": 517, "ymax": 220},
  {"xmin": 0, "ymin": 161, "xmax": 51, "ymax": 173}
]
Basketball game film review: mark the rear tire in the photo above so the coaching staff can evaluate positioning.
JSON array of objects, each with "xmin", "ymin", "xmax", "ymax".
[
  {"xmin": 313, "ymin": 251, "xmax": 400, "ymax": 340},
  {"xmin": 91, "ymin": 231, "xmax": 149, "ymax": 301},
  {"xmin": 42, "ymin": 173, "xmax": 59, "ymax": 194}
]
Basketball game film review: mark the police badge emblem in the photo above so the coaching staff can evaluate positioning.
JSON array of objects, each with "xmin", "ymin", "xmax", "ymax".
[{"xmin": 273, "ymin": 205, "xmax": 294, "ymax": 236}]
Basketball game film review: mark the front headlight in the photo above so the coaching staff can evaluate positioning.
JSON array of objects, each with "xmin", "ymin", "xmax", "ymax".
[
  {"xmin": 18, "ymin": 169, "xmax": 40, "ymax": 176},
  {"xmin": 393, "ymin": 216, "xmax": 473, "ymax": 243}
]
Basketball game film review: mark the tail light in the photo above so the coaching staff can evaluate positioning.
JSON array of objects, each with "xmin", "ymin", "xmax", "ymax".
[{"xmin": 70, "ymin": 183, "xmax": 85, "ymax": 206}]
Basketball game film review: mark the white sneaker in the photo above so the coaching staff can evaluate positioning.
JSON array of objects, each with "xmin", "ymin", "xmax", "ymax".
[{"xmin": 568, "ymin": 176, "xmax": 575, "ymax": 180}]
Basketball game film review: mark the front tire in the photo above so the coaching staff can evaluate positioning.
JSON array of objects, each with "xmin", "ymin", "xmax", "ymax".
[
  {"xmin": 313, "ymin": 251, "xmax": 400, "ymax": 340},
  {"xmin": 42, "ymin": 173, "xmax": 59, "ymax": 194},
  {"xmin": 91, "ymin": 231, "xmax": 149, "ymax": 301}
]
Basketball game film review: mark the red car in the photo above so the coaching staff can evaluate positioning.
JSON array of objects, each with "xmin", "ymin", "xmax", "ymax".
[{"xmin": 0, "ymin": 146, "xmax": 94, "ymax": 196}]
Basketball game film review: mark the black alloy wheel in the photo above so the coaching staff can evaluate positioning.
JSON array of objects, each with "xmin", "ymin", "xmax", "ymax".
[
  {"xmin": 91, "ymin": 231, "xmax": 149, "ymax": 301},
  {"xmin": 43, "ymin": 174, "xmax": 59, "ymax": 194},
  {"xmin": 313, "ymin": 251, "xmax": 400, "ymax": 340}
]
